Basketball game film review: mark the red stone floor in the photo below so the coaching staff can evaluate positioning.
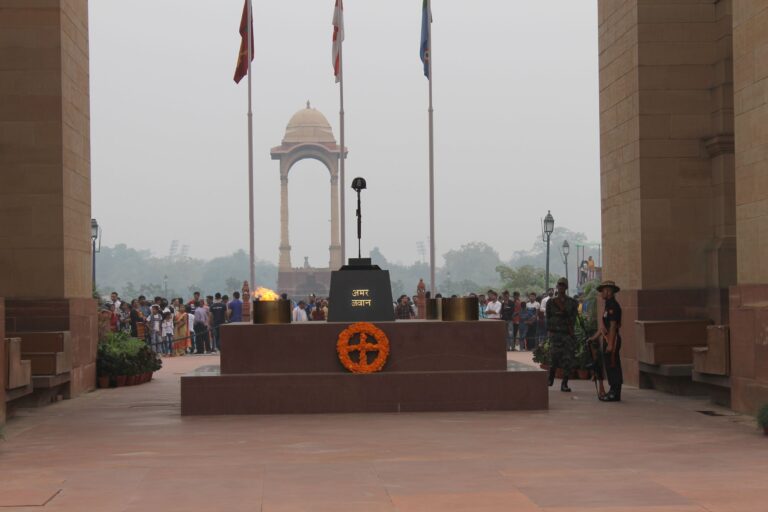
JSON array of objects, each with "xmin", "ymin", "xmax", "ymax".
[{"xmin": 0, "ymin": 352, "xmax": 766, "ymax": 511}]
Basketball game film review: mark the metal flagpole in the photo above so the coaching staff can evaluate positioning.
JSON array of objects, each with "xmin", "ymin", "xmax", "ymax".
[
  {"xmin": 246, "ymin": 0, "xmax": 256, "ymax": 289},
  {"xmin": 427, "ymin": 0, "xmax": 436, "ymax": 294},
  {"xmin": 339, "ymin": 31, "xmax": 346, "ymax": 265}
]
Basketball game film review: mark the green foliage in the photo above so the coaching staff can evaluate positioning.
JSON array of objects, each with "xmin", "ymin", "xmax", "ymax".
[
  {"xmin": 532, "ymin": 339, "xmax": 551, "ymax": 366},
  {"xmin": 509, "ymin": 227, "xmax": 592, "ymax": 278},
  {"xmin": 96, "ymin": 245, "xmax": 277, "ymax": 298},
  {"xmin": 97, "ymin": 332, "xmax": 162, "ymax": 378},
  {"xmin": 443, "ymin": 242, "xmax": 502, "ymax": 289},
  {"xmin": 496, "ymin": 264, "xmax": 561, "ymax": 295},
  {"xmin": 757, "ymin": 404, "xmax": 768, "ymax": 428}
]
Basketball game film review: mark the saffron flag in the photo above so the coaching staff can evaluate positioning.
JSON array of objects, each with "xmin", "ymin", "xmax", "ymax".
[
  {"xmin": 420, "ymin": 0, "xmax": 431, "ymax": 78},
  {"xmin": 234, "ymin": 0, "xmax": 254, "ymax": 84},
  {"xmin": 332, "ymin": 0, "xmax": 344, "ymax": 83}
]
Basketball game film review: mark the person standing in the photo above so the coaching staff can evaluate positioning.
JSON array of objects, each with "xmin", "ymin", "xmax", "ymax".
[
  {"xmin": 173, "ymin": 299, "xmax": 189, "ymax": 356},
  {"xmin": 228, "ymin": 291, "xmax": 243, "ymax": 322},
  {"xmin": 395, "ymin": 295, "xmax": 414, "ymax": 320},
  {"xmin": 511, "ymin": 291, "xmax": 523, "ymax": 349},
  {"xmin": 118, "ymin": 301, "xmax": 132, "ymax": 335},
  {"xmin": 193, "ymin": 300, "xmax": 210, "ymax": 354},
  {"xmin": 592, "ymin": 280, "xmax": 623, "ymax": 402},
  {"xmin": 161, "ymin": 309, "xmax": 174, "ymax": 356},
  {"xmin": 484, "ymin": 290, "xmax": 502, "ymax": 319},
  {"xmin": 209, "ymin": 293, "xmax": 227, "ymax": 353},
  {"xmin": 523, "ymin": 292, "xmax": 540, "ymax": 350},
  {"xmin": 146, "ymin": 304, "xmax": 163, "ymax": 353},
  {"xmin": 546, "ymin": 278, "xmax": 579, "ymax": 392},
  {"xmin": 501, "ymin": 291, "xmax": 515, "ymax": 351},
  {"xmin": 292, "ymin": 301, "xmax": 309, "ymax": 322}
]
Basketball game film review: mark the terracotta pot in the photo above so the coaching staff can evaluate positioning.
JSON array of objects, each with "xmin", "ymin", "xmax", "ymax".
[
  {"xmin": 539, "ymin": 364, "xmax": 550, "ymax": 370},
  {"xmin": 143, "ymin": 372, "xmax": 151, "ymax": 383},
  {"xmin": 115, "ymin": 375, "xmax": 127, "ymax": 387},
  {"xmin": 764, "ymin": 426, "xmax": 768, "ymax": 436},
  {"xmin": 98, "ymin": 376, "xmax": 110, "ymax": 389},
  {"xmin": 577, "ymin": 369, "xmax": 590, "ymax": 380},
  {"xmin": 555, "ymin": 368, "xmax": 564, "ymax": 379}
]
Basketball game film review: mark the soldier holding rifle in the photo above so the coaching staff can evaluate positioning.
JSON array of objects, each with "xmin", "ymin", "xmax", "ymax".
[{"xmin": 588, "ymin": 280, "xmax": 623, "ymax": 402}]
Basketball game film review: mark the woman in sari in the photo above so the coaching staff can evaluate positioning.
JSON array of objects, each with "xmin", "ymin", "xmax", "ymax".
[{"xmin": 172, "ymin": 298, "xmax": 190, "ymax": 356}]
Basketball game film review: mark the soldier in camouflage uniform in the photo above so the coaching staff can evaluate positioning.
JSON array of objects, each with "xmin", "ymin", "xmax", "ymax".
[{"xmin": 546, "ymin": 277, "xmax": 579, "ymax": 392}]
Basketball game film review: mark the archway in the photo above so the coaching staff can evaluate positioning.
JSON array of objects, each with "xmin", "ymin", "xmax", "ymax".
[{"xmin": 270, "ymin": 103, "xmax": 345, "ymax": 297}]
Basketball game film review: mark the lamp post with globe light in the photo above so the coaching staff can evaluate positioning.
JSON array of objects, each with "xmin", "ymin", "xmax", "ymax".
[
  {"xmin": 560, "ymin": 240, "xmax": 570, "ymax": 293},
  {"xmin": 90, "ymin": 219, "xmax": 101, "ymax": 289},
  {"xmin": 542, "ymin": 211, "xmax": 554, "ymax": 291}
]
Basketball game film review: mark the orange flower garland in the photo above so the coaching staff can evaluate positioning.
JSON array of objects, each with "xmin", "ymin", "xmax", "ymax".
[{"xmin": 336, "ymin": 322, "xmax": 390, "ymax": 374}]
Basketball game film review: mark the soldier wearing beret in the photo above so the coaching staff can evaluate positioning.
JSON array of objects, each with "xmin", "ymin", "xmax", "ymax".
[{"xmin": 546, "ymin": 277, "xmax": 579, "ymax": 392}]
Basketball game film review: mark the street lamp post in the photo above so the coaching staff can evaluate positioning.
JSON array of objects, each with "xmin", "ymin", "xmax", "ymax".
[
  {"xmin": 90, "ymin": 218, "xmax": 101, "ymax": 289},
  {"xmin": 164, "ymin": 275, "xmax": 168, "ymax": 299},
  {"xmin": 542, "ymin": 211, "xmax": 554, "ymax": 291},
  {"xmin": 561, "ymin": 240, "xmax": 570, "ymax": 293}
]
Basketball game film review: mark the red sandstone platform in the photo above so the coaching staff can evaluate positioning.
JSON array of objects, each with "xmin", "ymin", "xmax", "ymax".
[{"xmin": 181, "ymin": 320, "xmax": 548, "ymax": 415}]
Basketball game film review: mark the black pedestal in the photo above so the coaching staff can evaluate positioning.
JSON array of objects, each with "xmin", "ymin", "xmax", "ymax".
[{"xmin": 327, "ymin": 259, "xmax": 395, "ymax": 322}]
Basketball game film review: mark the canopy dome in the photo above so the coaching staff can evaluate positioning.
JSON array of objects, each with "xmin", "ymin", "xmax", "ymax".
[{"xmin": 282, "ymin": 101, "xmax": 336, "ymax": 144}]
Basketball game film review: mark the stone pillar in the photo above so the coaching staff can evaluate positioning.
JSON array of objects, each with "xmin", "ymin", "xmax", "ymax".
[
  {"xmin": 0, "ymin": 0, "xmax": 97, "ymax": 396},
  {"xmin": 0, "ymin": 298, "xmax": 5, "ymax": 424},
  {"xmin": 598, "ymin": 0, "xmax": 736, "ymax": 385},
  {"xmin": 728, "ymin": 0, "xmax": 768, "ymax": 414},
  {"xmin": 329, "ymin": 160, "xmax": 342, "ymax": 269},
  {"xmin": 278, "ymin": 162, "xmax": 292, "ymax": 272}
]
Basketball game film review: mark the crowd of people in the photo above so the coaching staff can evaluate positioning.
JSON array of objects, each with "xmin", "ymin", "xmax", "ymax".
[
  {"xmin": 100, "ymin": 277, "xmax": 622, "ymax": 401},
  {"xmin": 100, "ymin": 291, "xmax": 244, "ymax": 356}
]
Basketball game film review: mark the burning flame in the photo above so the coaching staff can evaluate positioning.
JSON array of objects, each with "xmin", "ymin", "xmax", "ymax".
[{"xmin": 254, "ymin": 287, "xmax": 280, "ymax": 302}]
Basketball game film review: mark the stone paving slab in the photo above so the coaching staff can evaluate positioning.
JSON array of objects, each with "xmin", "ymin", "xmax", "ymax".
[{"xmin": 0, "ymin": 352, "xmax": 766, "ymax": 511}]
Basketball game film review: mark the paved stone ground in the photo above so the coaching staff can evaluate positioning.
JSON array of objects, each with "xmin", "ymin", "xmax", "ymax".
[{"xmin": 1, "ymin": 352, "xmax": 766, "ymax": 511}]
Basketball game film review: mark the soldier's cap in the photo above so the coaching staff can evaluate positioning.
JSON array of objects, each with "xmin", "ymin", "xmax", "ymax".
[
  {"xmin": 596, "ymin": 280, "xmax": 621, "ymax": 293},
  {"xmin": 556, "ymin": 277, "xmax": 568, "ymax": 287}
]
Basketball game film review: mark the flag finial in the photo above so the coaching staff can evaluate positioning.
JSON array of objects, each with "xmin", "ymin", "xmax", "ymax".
[{"xmin": 306, "ymin": 100, "xmax": 311, "ymax": 109}]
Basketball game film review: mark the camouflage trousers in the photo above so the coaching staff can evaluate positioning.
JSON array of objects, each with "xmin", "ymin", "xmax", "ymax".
[{"xmin": 550, "ymin": 332, "xmax": 577, "ymax": 373}]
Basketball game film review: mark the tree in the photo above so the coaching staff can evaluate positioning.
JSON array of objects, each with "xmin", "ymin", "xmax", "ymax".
[
  {"xmin": 442, "ymin": 242, "xmax": 501, "ymax": 288},
  {"xmin": 507, "ymin": 227, "xmax": 590, "ymax": 278},
  {"xmin": 496, "ymin": 264, "xmax": 561, "ymax": 295}
]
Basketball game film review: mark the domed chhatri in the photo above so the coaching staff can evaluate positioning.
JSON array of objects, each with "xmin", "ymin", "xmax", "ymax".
[{"xmin": 282, "ymin": 101, "xmax": 336, "ymax": 144}]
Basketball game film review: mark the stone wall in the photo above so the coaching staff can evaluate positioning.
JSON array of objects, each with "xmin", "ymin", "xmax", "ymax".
[
  {"xmin": 0, "ymin": 298, "xmax": 5, "ymax": 424},
  {"xmin": 0, "ymin": 1, "xmax": 95, "ymax": 398},
  {"xmin": 598, "ymin": 0, "xmax": 737, "ymax": 385},
  {"xmin": 730, "ymin": 0, "xmax": 768, "ymax": 414},
  {"xmin": 0, "ymin": 0, "xmax": 92, "ymax": 299}
]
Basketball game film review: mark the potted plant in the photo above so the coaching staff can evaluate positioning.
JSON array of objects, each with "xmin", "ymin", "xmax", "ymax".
[
  {"xmin": 758, "ymin": 404, "xmax": 768, "ymax": 436},
  {"xmin": 532, "ymin": 339, "xmax": 551, "ymax": 370}
]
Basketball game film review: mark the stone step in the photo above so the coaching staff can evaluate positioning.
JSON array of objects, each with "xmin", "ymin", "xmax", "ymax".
[
  {"xmin": 693, "ymin": 325, "xmax": 730, "ymax": 376},
  {"xmin": 641, "ymin": 342, "xmax": 699, "ymax": 365},
  {"xmin": 635, "ymin": 320, "xmax": 710, "ymax": 346},
  {"xmin": 4, "ymin": 338, "xmax": 32, "ymax": 390},
  {"xmin": 22, "ymin": 352, "xmax": 71, "ymax": 376},
  {"xmin": 8, "ymin": 331, "xmax": 70, "ymax": 353}
]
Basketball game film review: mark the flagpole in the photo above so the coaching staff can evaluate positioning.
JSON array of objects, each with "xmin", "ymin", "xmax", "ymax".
[
  {"xmin": 339, "ymin": 36, "xmax": 346, "ymax": 266},
  {"xmin": 427, "ymin": 0, "xmax": 436, "ymax": 295},
  {"xmin": 246, "ymin": 0, "xmax": 256, "ymax": 289}
]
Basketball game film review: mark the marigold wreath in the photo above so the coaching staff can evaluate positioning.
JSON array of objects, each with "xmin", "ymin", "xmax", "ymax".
[{"xmin": 336, "ymin": 322, "xmax": 390, "ymax": 374}]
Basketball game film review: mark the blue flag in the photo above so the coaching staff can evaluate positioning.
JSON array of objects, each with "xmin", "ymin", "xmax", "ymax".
[{"xmin": 420, "ymin": 0, "xmax": 431, "ymax": 78}]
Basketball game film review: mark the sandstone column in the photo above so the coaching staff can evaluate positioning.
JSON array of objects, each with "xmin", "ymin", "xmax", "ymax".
[
  {"xmin": 728, "ymin": 0, "xmax": 768, "ymax": 414},
  {"xmin": 0, "ymin": 0, "xmax": 97, "ymax": 404},
  {"xmin": 279, "ymin": 162, "xmax": 292, "ymax": 272},
  {"xmin": 598, "ymin": 0, "xmax": 736, "ymax": 385},
  {"xmin": 329, "ymin": 160, "xmax": 342, "ymax": 269}
]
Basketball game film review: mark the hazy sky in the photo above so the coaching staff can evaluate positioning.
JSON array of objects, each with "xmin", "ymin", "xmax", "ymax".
[{"xmin": 90, "ymin": 1, "xmax": 600, "ymax": 266}]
